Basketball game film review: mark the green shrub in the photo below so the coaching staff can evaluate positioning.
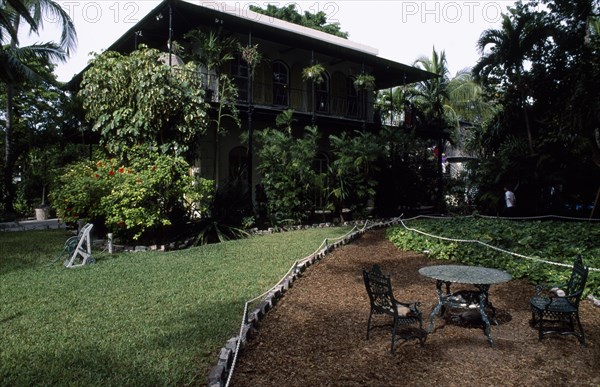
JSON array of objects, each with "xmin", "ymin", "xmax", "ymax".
[
  {"xmin": 51, "ymin": 150, "xmax": 202, "ymax": 240},
  {"xmin": 387, "ymin": 217, "xmax": 600, "ymax": 296},
  {"xmin": 255, "ymin": 114, "xmax": 318, "ymax": 225}
]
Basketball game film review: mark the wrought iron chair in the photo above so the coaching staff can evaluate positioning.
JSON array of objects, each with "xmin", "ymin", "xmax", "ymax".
[
  {"xmin": 363, "ymin": 264, "xmax": 426, "ymax": 353},
  {"xmin": 530, "ymin": 256, "xmax": 589, "ymax": 346}
]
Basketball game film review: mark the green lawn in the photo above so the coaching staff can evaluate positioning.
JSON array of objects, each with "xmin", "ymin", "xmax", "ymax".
[{"xmin": 0, "ymin": 226, "xmax": 351, "ymax": 386}]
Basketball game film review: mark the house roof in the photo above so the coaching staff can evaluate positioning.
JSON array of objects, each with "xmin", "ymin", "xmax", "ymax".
[{"xmin": 66, "ymin": 0, "xmax": 435, "ymax": 88}]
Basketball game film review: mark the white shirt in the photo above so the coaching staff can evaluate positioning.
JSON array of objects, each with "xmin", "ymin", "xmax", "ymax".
[{"xmin": 505, "ymin": 190, "xmax": 516, "ymax": 208}]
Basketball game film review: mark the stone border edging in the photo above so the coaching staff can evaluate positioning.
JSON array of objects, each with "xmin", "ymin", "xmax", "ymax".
[{"xmin": 208, "ymin": 218, "xmax": 401, "ymax": 387}]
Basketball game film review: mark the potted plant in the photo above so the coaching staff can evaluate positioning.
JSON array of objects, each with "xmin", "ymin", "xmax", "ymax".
[
  {"xmin": 353, "ymin": 73, "xmax": 375, "ymax": 91},
  {"xmin": 240, "ymin": 43, "xmax": 262, "ymax": 74},
  {"xmin": 302, "ymin": 63, "xmax": 326, "ymax": 84}
]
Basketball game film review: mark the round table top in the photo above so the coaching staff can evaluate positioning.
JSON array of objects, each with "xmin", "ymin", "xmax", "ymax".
[{"xmin": 418, "ymin": 265, "xmax": 512, "ymax": 285}]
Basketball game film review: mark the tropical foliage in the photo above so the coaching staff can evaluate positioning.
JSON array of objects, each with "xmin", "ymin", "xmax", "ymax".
[
  {"xmin": 249, "ymin": 3, "xmax": 348, "ymax": 38},
  {"xmin": 0, "ymin": 56, "xmax": 81, "ymax": 215},
  {"xmin": 50, "ymin": 150, "xmax": 201, "ymax": 240},
  {"xmin": 255, "ymin": 110, "xmax": 318, "ymax": 225},
  {"xmin": 467, "ymin": 0, "xmax": 600, "ymax": 216},
  {"xmin": 51, "ymin": 44, "xmax": 216, "ymax": 241},
  {"xmin": 328, "ymin": 131, "xmax": 380, "ymax": 220},
  {"xmin": 1, "ymin": 0, "xmax": 76, "ymax": 217},
  {"xmin": 388, "ymin": 217, "xmax": 600, "ymax": 297},
  {"xmin": 79, "ymin": 46, "xmax": 208, "ymax": 159}
]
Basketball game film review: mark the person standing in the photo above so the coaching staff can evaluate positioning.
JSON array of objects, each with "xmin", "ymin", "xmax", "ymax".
[{"xmin": 504, "ymin": 187, "xmax": 517, "ymax": 216}]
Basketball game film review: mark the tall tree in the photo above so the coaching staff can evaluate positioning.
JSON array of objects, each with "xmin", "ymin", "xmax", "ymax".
[
  {"xmin": 0, "ymin": 56, "xmax": 74, "ymax": 212},
  {"xmin": 182, "ymin": 29, "xmax": 239, "ymax": 188},
  {"xmin": 412, "ymin": 48, "xmax": 450, "ymax": 127},
  {"xmin": 468, "ymin": 0, "xmax": 600, "ymax": 215},
  {"xmin": 472, "ymin": 4, "xmax": 550, "ymax": 155},
  {"xmin": 1, "ymin": 0, "xmax": 76, "ymax": 216},
  {"xmin": 79, "ymin": 46, "xmax": 209, "ymax": 160}
]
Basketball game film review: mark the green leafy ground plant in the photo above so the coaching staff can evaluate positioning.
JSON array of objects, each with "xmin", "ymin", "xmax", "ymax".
[{"xmin": 387, "ymin": 217, "xmax": 599, "ymax": 297}]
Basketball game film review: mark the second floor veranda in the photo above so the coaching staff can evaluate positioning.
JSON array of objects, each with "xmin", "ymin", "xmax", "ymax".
[{"xmin": 200, "ymin": 61, "xmax": 375, "ymax": 123}]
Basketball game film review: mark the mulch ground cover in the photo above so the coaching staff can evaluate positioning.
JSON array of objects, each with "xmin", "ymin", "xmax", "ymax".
[{"xmin": 230, "ymin": 229, "xmax": 600, "ymax": 386}]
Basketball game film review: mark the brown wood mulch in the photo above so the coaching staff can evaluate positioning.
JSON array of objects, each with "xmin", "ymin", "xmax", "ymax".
[{"xmin": 229, "ymin": 229, "xmax": 600, "ymax": 386}]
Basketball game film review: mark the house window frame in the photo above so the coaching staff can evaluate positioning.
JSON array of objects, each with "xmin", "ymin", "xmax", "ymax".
[
  {"xmin": 232, "ymin": 53, "xmax": 249, "ymax": 102},
  {"xmin": 315, "ymin": 71, "xmax": 330, "ymax": 113},
  {"xmin": 272, "ymin": 60, "xmax": 290, "ymax": 107},
  {"xmin": 346, "ymin": 76, "xmax": 359, "ymax": 117}
]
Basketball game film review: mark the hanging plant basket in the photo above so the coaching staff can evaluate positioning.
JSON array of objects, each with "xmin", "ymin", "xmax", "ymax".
[
  {"xmin": 354, "ymin": 73, "xmax": 376, "ymax": 91},
  {"xmin": 302, "ymin": 63, "xmax": 326, "ymax": 84},
  {"xmin": 240, "ymin": 43, "xmax": 262, "ymax": 70}
]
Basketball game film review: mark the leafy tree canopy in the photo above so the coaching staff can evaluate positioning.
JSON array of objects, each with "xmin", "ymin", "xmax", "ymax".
[
  {"xmin": 79, "ymin": 46, "xmax": 210, "ymax": 159},
  {"xmin": 467, "ymin": 0, "xmax": 600, "ymax": 215},
  {"xmin": 249, "ymin": 4, "xmax": 348, "ymax": 38}
]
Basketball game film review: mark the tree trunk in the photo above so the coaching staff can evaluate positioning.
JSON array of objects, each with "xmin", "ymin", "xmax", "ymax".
[
  {"xmin": 213, "ymin": 126, "xmax": 220, "ymax": 191},
  {"xmin": 3, "ymin": 17, "xmax": 21, "ymax": 217},
  {"xmin": 3, "ymin": 83, "xmax": 16, "ymax": 216}
]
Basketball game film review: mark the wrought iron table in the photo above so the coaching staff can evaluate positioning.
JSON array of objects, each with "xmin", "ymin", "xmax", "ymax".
[{"xmin": 418, "ymin": 265, "xmax": 512, "ymax": 345}]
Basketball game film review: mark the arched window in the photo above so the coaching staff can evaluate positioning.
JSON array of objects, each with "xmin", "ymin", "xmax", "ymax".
[
  {"xmin": 272, "ymin": 61, "xmax": 289, "ymax": 106},
  {"xmin": 315, "ymin": 72, "xmax": 330, "ymax": 113},
  {"xmin": 346, "ymin": 76, "xmax": 359, "ymax": 117},
  {"xmin": 229, "ymin": 146, "xmax": 248, "ymax": 183}
]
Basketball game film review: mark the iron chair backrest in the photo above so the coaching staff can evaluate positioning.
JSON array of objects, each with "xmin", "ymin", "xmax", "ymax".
[
  {"xmin": 564, "ymin": 255, "xmax": 589, "ymax": 307},
  {"xmin": 363, "ymin": 264, "xmax": 396, "ymax": 318}
]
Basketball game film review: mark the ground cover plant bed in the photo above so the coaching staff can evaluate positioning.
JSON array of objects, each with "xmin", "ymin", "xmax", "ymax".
[
  {"xmin": 230, "ymin": 229, "xmax": 600, "ymax": 386},
  {"xmin": 389, "ymin": 217, "xmax": 600, "ymax": 297}
]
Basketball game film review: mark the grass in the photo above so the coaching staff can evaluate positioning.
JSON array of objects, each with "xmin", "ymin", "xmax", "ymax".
[{"xmin": 0, "ymin": 226, "xmax": 352, "ymax": 386}]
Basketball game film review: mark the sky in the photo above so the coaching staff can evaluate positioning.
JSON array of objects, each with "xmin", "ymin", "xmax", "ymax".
[{"xmin": 22, "ymin": 1, "xmax": 519, "ymax": 82}]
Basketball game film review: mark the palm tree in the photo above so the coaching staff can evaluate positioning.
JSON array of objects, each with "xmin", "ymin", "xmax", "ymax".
[
  {"xmin": 183, "ymin": 29, "xmax": 238, "ymax": 190},
  {"xmin": 472, "ymin": 7, "xmax": 549, "ymax": 155},
  {"xmin": 1, "ymin": 0, "xmax": 76, "ymax": 215},
  {"xmin": 412, "ymin": 48, "xmax": 450, "ymax": 126}
]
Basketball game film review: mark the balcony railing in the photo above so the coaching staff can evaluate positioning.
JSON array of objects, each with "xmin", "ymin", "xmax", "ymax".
[
  {"xmin": 250, "ymin": 81, "xmax": 369, "ymax": 121},
  {"xmin": 204, "ymin": 74, "xmax": 371, "ymax": 122}
]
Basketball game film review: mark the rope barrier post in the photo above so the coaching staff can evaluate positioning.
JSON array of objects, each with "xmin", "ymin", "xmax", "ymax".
[{"xmin": 107, "ymin": 233, "xmax": 113, "ymax": 254}]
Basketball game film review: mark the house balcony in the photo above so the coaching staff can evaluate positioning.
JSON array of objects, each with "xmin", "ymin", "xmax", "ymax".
[{"xmin": 203, "ymin": 73, "xmax": 373, "ymax": 124}]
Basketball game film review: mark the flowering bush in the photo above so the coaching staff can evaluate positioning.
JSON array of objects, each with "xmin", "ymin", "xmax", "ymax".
[{"xmin": 51, "ymin": 150, "xmax": 206, "ymax": 240}]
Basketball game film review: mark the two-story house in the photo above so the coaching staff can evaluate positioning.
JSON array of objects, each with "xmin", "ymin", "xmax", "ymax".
[{"xmin": 70, "ymin": 0, "xmax": 435, "ymax": 206}]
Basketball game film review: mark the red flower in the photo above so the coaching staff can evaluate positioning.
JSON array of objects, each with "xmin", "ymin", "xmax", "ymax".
[
  {"xmin": 108, "ymin": 170, "xmax": 115, "ymax": 176},
  {"xmin": 152, "ymin": 165, "xmax": 157, "ymax": 171},
  {"xmin": 118, "ymin": 167, "xmax": 125, "ymax": 174},
  {"xmin": 94, "ymin": 173, "xmax": 100, "ymax": 179}
]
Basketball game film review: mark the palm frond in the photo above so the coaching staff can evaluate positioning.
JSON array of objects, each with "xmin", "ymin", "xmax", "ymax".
[{"xmin": 0, "ymin": 42, "xmax": 63, "ymax": 83}]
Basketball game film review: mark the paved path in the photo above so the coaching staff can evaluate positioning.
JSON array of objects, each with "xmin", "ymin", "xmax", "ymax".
[{"xmin": 0, "ymin": 218, "xmax": 65, "ymax": 231}]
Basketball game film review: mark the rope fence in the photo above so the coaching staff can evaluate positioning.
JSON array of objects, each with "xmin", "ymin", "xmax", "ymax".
[
  {"xmin": 216, "ymin": 218, "xmax": 398, "ymax": 387},
  {"xmin": 398, "ymin": 215, "xmax": 600, "ymax": 273},
  {"xmin": 213, "ymin": 215, "xmax": 598, "ymax": 386}
]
